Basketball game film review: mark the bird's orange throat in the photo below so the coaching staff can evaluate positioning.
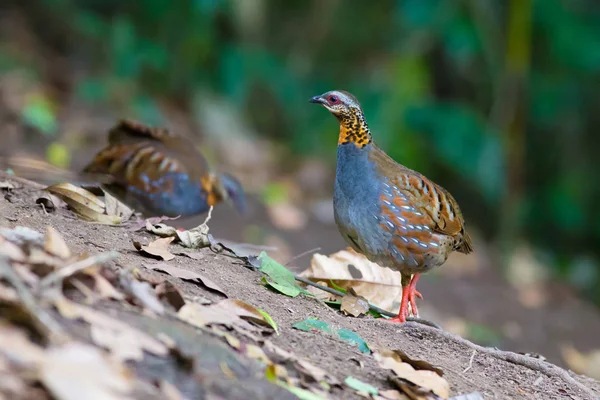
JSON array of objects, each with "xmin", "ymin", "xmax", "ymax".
[{"xmin": 337, "ymin": 114, "xmax": 372, "ymax": 148}]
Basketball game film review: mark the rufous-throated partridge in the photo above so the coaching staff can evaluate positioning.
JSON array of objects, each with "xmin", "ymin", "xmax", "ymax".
[
  {"xmin": 83, "ymin": 119, "xmax": 246, "ymax": 217},
  {"xmin": 310, "ymin": 90, "xmax": 473, "ymax": 323}
]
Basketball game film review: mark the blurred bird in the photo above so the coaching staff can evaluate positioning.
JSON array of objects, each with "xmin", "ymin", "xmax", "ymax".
[
  {"xmin": 310, "ymin": 90, "xmax": 472, "ymax": 322},
  {"xmin": 2, "ymin": 119, "xmax": 246, "ymax": 218}
]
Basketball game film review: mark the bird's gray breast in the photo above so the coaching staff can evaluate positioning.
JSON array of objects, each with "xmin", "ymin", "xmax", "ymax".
[{"xmin": 334, "ymin": 144, "xmax": 391, "ymax": 256}]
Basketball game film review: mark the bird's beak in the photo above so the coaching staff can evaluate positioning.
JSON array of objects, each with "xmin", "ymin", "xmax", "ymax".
[{"xmin": 309, "ymin": 95, "xmax": 326, "ymax": 105}]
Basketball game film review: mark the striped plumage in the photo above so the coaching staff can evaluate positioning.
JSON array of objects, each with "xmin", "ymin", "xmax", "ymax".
[
  {"xmin": 310, "ymin": 90, "xmax": 472, "ymax": 322},
  {"xmin": 84, "ymin": 120, "xmax": 246, "ymax": 217}
]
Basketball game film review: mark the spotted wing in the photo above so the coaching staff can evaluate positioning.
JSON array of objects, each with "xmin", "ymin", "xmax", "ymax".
[{"xmin": 85, "ymin": 120, "xmax": 211, "ymax": 195}]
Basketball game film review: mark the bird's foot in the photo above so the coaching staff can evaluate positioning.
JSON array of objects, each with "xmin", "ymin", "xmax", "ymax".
[{"xmin": 389, "ymin": 274, "xmax": 422, "ymax": 323}]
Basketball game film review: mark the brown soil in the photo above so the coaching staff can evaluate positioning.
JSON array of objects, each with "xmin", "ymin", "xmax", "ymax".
[{"xmin": 1, "ymin": 178, "xmax": 599, "ymax": 400}]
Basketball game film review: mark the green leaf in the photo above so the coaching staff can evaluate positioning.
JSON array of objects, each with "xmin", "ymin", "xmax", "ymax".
[
  {"xmin": 281, "ymin": 383, "xmax": 328, "ymax": 400},
  {"xmin": 292, "ymin": 318, "xmax": 370, "ymax": 353},
  {"xmin": 344, "ymin": 376, "xmax": 379, "ymax": 395},
  {"xmin": 337, "ymin": 328, "xmax": 370, "ymax": 354},
  {"xmin": 258, "ymin": 252, "xmax": 308, "ymax": 298},
  {"xmin": 292, "ymin": 318, "xmax": 334, "ymax": 334},
  {"xmin": 257, "ymin": 308, "xmax": 279, "ymax": 335}
]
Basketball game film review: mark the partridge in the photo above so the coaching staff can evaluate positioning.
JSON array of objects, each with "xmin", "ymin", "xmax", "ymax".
[
  {"xmin": 310, "ymin": 90, "xmax": 472, "ymax": 323},
  {"xmin": 83, "ymin": 119, "xmax": 246, "ymax": 217}
]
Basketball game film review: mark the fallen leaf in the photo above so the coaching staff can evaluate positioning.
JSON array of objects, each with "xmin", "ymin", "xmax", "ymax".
[
  {"xmin": 378, "ymin": 389, "xmax": 409, "ymax": 399},
  {"xmin": 47, "ymin": 183, "xmax": 122, "ymax": 224},
  {"xmin": 258, "ymin": 252, "xmax": 307, "ymax": 297},
  {"xmin": 44, "ymin": 226, "xmax": 71, "ymax": 259},
  {"xmin": 155, "ymin": 281, "xmax": 186, "ymax": 311},
  {"xmin": 217, "ymin": 299, "xmax": 276, "ymax": 330},
  {"xmin": 40, "ymin": 342, "xmax": 134, "ymax": 400},
  {"xmin": 345, "ymin": 376, "xmax": 379, "ymax": 396},
  {"xmin": 0, "ymin": 226, "xmax": 45, "ymax": 246},
  {"xmin": 263, "ymin": 340, "xmax": 341, "ymax": 387},
  {"xmin": 53, "ymin": 296, "xmax": 169, "ymax": 361},
  {"xmin": 104, "ymin": 191, "xmax": 134, "ymax": 221},
  {"xmin": 0, "ymin": 322, "xmax": 46, "ymax": 367},
  {"xmin": 145, "ymin": 262, "xmax": 226, "ymax": 296},
  {"xmin": 177, "ymin": 298, "xmax": 274, "ymax": 333},
  {"xmin": 134, "ymin": 237, "xmax": 175, "ymax": 261},
  {"xmin": 0, "ymin": 180, "xmax": 15, "ymax": 190},
  {"xmin": 258, "ymin": 309, "xmax": 279, "ymax": 334},
  {"xmin": 375, "ymin": 349, "xmax": 449, "ymax": 398},
  {"xmin": 146, "ymin": 221, "xmax": 211, "ymax": 248},
  {"xmin": 0, "ymin": 235, "xmax": 26, "ymax": 262},
  {"xmin": 159, "ymin": 380, "xmax": 185, "ymax": 400},
  {"xmin": 301, "ymin": 249, "xmax": 403, "ymax": 313},
  {"xmin": 119, "ymin": 272, "xmax": 164, "ymax": 315},
  {"xmin": 175, "ymin": 251, "xmax": 205, "ymax": 260},
  {"xmin": 389, "ymin": 377, "xmax": 445, "ymax": 400},
  {"xmin": 292, "ymin": 318, "xmax": 370, "ymax": 354},
  {"xmin": 392, "ymin": 350, "xmax": 444, "ymax": 377},
  {"xmin": 341, "ymin": 289, "xmax": 369, "ymax": 317},
  {"xmin": 282, "ymin": 384, "xmax": 329, "ymax": 400}
]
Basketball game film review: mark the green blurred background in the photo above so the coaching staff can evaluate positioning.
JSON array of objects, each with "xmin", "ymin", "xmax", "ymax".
[{"xmin": 2, "ymin": 0, "xmax": 600, "ymax": 367}]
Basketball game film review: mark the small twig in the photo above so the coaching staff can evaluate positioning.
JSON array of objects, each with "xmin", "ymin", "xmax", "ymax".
[
  {"xmin": 293, "ymin": 275, "xmax": 441, "ymax": 329},
  {"xmin": 285, "ymin": 247, "xmax": 321, "ymax": 266},
  {"xmin": 408, "ymin": 323, "xmax": 598, "ymax": 399},
  {"xmin": 463, "ymin": 349, "xmax": 476, "ymax": 373},
  {"xmin": 203, "ymin": 206, "xmax": 214, "ymax": 225},
  {"xmin": 39, "ymin": 251, "xmax": 119, "ymax": 289},
  {"xmin": 0, "ymin": 257, "xmax": 66, "ymax": 342}
]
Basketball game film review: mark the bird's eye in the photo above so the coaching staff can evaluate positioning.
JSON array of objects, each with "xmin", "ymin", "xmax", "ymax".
[{"xmin": 328, "ymin": 95, "xmax": 339, "ymax": 104}]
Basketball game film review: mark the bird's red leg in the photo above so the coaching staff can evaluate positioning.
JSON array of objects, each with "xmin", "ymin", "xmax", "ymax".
[{"xmin": 388, "ymin": 273, "xmax": 422, "ymax": 323}]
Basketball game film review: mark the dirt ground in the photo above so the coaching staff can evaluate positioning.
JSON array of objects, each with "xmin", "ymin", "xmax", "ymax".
[{"xmin": 1, "ymin": 177, "xmax": 599, "ymax": 400}]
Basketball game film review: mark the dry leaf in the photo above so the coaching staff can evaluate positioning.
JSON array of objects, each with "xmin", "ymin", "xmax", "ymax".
[
  {"xmin": 177, "ymin": 299, "xmax": 272, "ymax": 333},
  {"xmin": 263, "ymin": 341, "xmax": 340, "ymax": 386},
  {"xmin": 145, "ymin": 221, "xmax": 211, "ymax": 249},
  {"xmin": 103, "ymin": 191, "xmax": 134, "ymax": 221},
  {"xmin": 159, "ymin": 380, "xmax": 185, "ymax": 400},
  {"xmin": 155, "ymin": 281, "xmax": 186, "ymax": 311},
  {"xmin": 0, "ymin": 235, "xmax": 26, "ymax": 262},
  {"xmin": 390, "ymin": 378, "xmax": 445, "ymax": 400},
  {"xmin": 44, "ymin": 226, "xmax": 71, "ymax": 259},
  {"xmin": 392, "ymin": 350, "xmax": 444, "ymax": 377},
  {"xmin": 0, "ymin": 180, "xmax": 15, "ymax": 190},
  {"xmin": 378, "ymin": 389, "xmax": 409, "ymax": 400},
  {"xmin": 90, "ymin": 272, "xmax": 125, "ymax": 301},
  {"xmin": 53, "ymin": 296, "xmax": 168, "ymax": 361},
  {"xmin": 145, "ymin": 262, "xmax": 226, "ymax": 296},
  {"xmin": 341, "ymin": 289, "xmax": 369, "ymax": 317},
  {"xmin": 375, "ymin": 349, "xmax": 449, "ymax": 398},
  {"xmin": 40, "ymin": 342, "xmax": 134, "ymax": 400},
  {"xmin": 119, "ymin": 272, "xmax": 164, "ymax": 315},
  {"xmin": 301, "ymin": 249, "xmax": 403, "ymax": 313},
  {"xmin": 134, "ymin": 237, "xmax": 175, "ymax": 261},
  {"xmin": 47, "ymin": 183, "xmax": 122, "ymax": 225},
  {"xmin": 0, "ymin": 322, "xmax": 46, "ymax": 367}
]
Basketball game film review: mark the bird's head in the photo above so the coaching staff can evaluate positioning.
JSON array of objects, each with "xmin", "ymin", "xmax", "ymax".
[
  {"xmin": 213, "ymin": 173, "xmax": 247, "ymax": 215},
  {"xmin": 309, "ymin": 90, "xmax": 363, "ymax": 121}
]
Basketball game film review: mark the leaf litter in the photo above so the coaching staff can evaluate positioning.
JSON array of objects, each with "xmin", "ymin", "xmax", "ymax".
[
  {"xmin": 144, "ymin": 262, "xmax": 227, "ymax": 296},
  {"xmin": 300, "ymin": 249, "xmax": 404, "ymax": 313}
]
